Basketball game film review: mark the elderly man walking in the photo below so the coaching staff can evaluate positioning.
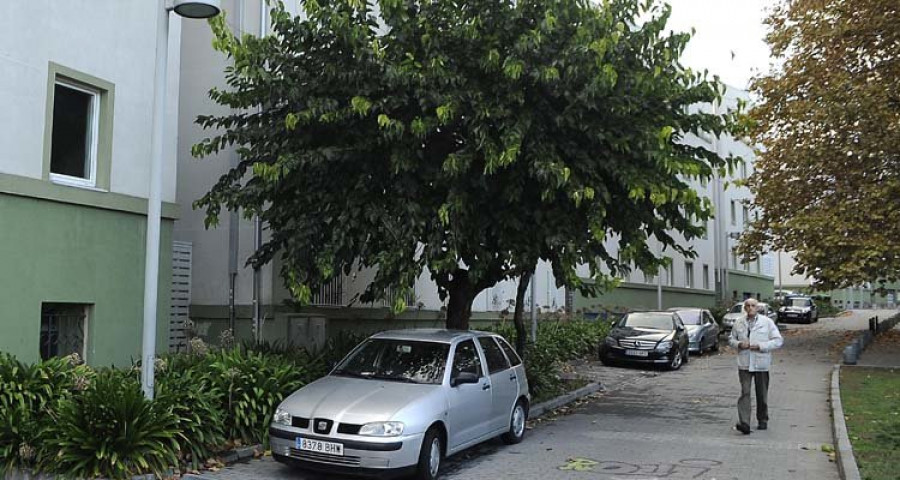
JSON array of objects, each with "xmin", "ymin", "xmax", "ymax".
[{"xmin": 728, "ymin": 298, "xmax": 783, "ymax": 434}]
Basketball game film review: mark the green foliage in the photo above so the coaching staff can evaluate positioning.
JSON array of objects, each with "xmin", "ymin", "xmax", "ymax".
[
  {"xmin": 155, "ymin": 364, "xmax": 226, "ymax": 469},
  {"xmin": 194, "ymin": 0, "xmax": 736, "ymax": 329},
  {"xmin": 489, "ymin": 318, "xmax": 611, "ymax": 401},
  {"xmin": 0, "ymin": 353, "xmax": 91, "ymax": 473},
  {"xmin": 205, "ymin": 348, "xmax": 310, "ymax": 445},
  {"xmin": 740, "ymin": 0, "xmax": 900, "ymax": 289},
  {"xmin": 45, "ymin": 370, "xmax": 180, "ymax": 480}
]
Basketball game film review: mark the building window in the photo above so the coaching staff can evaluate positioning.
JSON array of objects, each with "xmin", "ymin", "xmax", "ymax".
[
  {"xmin": 40, "ymin": 303, "xmax": 88, "ymax": 361},
  {"xmin": 43, "ymin": 63, "xmax": 114, "ymax": 190},
  {"xmin": 685, "ymin": 262, "xmax": 694, "ymax": 289},
  {"xmin": 740, "ymin": 162, "xmax": 748, "ymax": 179},
  {"xmin": 742, "ymin": 205, "xmax": 750, "ymax": 226},
  {"xmin": 644, "ymin": 271, "xmax": 655, "ymax": 284},
  {"xmin": 703, "ymin": 264, "xmax": 710, "ymax": 290},
  {"xmin": 731, "ymin": 249, "xmax": 738, "ymax": 269},
  {"xmin": 667, "ymin": 265, "xmax": 675, "ymax": 287},
  {"xmin": 49, "ymin": 81, "xmax": 100, "ymax": 186},
  {"xmin": 730, "ymin": 201, "xmax": 737, "ymax": 225}
]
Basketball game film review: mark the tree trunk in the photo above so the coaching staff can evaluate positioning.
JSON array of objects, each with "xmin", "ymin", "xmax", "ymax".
[
  {"xmin": 445, "ymin": 269, "xmax": 475, "ymax": 330},
  {"xmin": 513, "ymin": 270, "xmax": 533, "ymax": 356}
]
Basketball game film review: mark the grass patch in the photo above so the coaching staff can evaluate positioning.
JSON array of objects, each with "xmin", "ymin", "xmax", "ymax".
[{"xmin": 840, "ymin": 367, "xmax": 900, "ymax": 480}]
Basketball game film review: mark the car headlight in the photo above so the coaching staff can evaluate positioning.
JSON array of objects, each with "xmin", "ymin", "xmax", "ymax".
[
  {"xmin": 359, "ymin": 421, "xmax": 405, "ymax": 437},
  {"xmin": 656, "ymin": 341, "xmax": 673, "ymax": 351},
  {"xmin": 273, "ymin": 407, "xmax": 291, "ymax": 426},
  {"xmin": 605, "ymin": 337, "xmax": 617, "ymax": 347}
]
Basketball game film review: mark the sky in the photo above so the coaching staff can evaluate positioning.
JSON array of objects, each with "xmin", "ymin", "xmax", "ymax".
[{"xmin": 663, "ymin": 0, "xmax": 777, "ymax": 90}]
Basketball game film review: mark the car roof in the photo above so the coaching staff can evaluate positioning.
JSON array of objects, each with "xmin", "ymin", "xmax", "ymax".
[
  {"xmin": 666, "ymin": 307, "xmax": 707, "ymax": 312},
  {"xmin": 370, "ymin": 328, "xmax": 492, "ymax": 344}
]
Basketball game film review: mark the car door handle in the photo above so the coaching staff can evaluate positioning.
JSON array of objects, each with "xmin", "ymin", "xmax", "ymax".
[
  {"xmin": 509, "ymin": 374, "xmax": 517, "ymax": 381},
  {"xmin": 482, "ymin": 383, "xmax": 491, "ymax": 390}
]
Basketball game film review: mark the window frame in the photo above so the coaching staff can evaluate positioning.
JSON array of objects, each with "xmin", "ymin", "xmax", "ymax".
[
  {"xmin": 43, "ymin": 62, "xmax": 114, "ymax": 191},
  {"xmin": 684, "ymin": 261, "xmax": 694, "ymax": 289},
  {"xmin": 48, "ymin": 79, "xmax": 101, "ymax": 188},
  {"xmin": 477, "ymin": 336, "xmax": 511, "ymax": 375}
]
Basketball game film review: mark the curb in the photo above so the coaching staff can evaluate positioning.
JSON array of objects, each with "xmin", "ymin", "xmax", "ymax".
[
  {"xmin": 218, "ymin": 445, "xmax": 261, "ymax": 465},
  {"xmin": 830, "ymin": 365, "xmax": 861, "ymax": 480},
  {"xmin": 529, "ymin": 382, "xmax": 603, "ymax": 419}
]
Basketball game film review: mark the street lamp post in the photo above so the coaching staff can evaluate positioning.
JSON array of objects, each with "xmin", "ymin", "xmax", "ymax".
[{"xmin": 142, "ymin": 0, "xmax": 220, "ymax": 400}]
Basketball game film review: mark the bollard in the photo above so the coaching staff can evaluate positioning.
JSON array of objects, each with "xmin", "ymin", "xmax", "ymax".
[
  {"xmin": 863, "ymin": 330, "xmax": 874, "ymax": 347},
  {"xmin": 869, "ymin": 317, "xmax": 876, "ymax": 333},
  {"xmin": 843, "ymin": 345, "xmax": 858, "ymax": 365}
]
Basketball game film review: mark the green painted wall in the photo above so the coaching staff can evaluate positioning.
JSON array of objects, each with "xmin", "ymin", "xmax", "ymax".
[
  {"xmin": 574, "ymin": 282, "xmax": 716, "ymax": 313},
  {"xmin": 0, "ymin": 194, "xmax": 172, "ymax": 366},
  {"xmin": 726, "ymin": 270, "xmax": 775, "ymax": 302}
]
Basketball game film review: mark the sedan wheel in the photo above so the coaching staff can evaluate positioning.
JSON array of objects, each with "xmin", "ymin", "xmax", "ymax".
[
  {"xmin": 416, "ymin": 429, "xmax": 443, "ymax": 480},
  {"xmin": 668, "ymin": 349, "xmax": 683, "ymax": 370},
  {"xmin": 501, "ymin": 401, "xmax": 528, "ymax": 444}
]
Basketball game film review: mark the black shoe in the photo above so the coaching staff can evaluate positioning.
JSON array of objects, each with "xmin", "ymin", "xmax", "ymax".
[
  {"xmin": 735, "ymin": 423, "xmax": 751, "ymax": 434},
  {"xmin": 758, "ymin": 422, "xmax": 768, "ymax": 430}
]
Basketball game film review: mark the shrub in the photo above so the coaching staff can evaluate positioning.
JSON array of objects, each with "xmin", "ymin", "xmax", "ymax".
[
  {"xmin": 0, "ymin": 353, "xmax": 92, "ymax": 473},
  {"xmin": 155, "ymin": 364, "xmax": 226, "ymax": 469},
  {"xmin": 206, "ymin": 348, "xmax": 311, "ymax": 445},
  {"xmin": 488, "ymin": 318, "xmax": 610, "ymax": 401},
  {"xmin": 44, "ymin": 369, "xmax": 179, "ymax": 480}
]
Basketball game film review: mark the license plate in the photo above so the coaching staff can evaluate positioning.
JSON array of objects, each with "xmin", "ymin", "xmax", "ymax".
[
  {"xmin": 295, "ymin": 437, "xmax": 344, "ymax": 456},
  {"xmin": 626, "ymin": 349, "xmax": 649, "ymax": 357}
]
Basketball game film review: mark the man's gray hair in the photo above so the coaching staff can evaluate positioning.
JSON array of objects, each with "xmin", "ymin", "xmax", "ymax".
[{"xmin": 744, "ymin": 298, "xmax": 759, "ymax": 307}]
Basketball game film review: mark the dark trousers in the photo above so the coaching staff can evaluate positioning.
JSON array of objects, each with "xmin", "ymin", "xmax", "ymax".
[{"xmin": 738, "ymin": 369, "xmax": 769, "ymax": 426}]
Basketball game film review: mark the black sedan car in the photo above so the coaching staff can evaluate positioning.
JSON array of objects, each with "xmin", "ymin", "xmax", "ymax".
[{"xmin": 599, "ymin": 311, "xmax": 690, "ymax": 370}]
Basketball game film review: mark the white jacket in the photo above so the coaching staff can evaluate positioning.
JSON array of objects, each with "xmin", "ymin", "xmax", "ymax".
[{"xmin": 728, "ymin": 314, "xmax": 783, "ymax": 372}]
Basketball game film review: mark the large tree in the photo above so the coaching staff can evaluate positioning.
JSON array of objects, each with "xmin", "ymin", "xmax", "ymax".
[
  {"xmin": 739, "ymin": 0, "xmax": 900, "ymax": 289},
  {"xmin": 194, "ymin": 0, "xmax": 735, "ymax": 329}
]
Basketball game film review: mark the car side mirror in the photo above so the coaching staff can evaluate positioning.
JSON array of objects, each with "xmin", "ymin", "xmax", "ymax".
[
  {"xmin": 676, "ymin": 325, "xmax": 685, "ymax": 332},
  {"xmin": 451, "ymin": 371, "xmax": 479, "ymax": 387}
]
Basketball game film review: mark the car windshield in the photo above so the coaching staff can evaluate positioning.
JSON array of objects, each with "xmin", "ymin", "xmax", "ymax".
[
  {"xmin": 788, "ymin": 298, "xmax": 812, "ymax": 307},
  {"xmin": 676, "ymin": 311, "xmax": 701, "ymax": 325},
  {"xmin": 729, "ymin": 304, "xmax": 744, "ymax": 313},
  {"xmin": 333, "ymin": 339, "xmax": 450, "ymax": 385},
  {"xmin": 620, "ymin": 313, "xmax": 674, "ymax": 330}
]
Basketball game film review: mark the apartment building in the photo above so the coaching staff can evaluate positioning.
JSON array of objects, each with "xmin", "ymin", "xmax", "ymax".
[{"xmin": 0, "ymin": 2, "xmax": 182, "ymax": 365}]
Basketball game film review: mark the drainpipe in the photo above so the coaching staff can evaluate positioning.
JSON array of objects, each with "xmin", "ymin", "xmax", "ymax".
[
  {"xmin": 227, "ymin": 0, "xmax": 245, "ymax": 336},
  {"xmin": 251, "ymin": 1, "xmax": 268, "ymax": 345}
]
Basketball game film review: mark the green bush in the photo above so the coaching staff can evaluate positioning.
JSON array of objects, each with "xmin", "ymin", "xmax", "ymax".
[
  {"xmin": 206, "ymin": 348, "xmax": 311, "ymax": 445},
  {"xmin": 44, "ymin": 369, "xmax": 179, "ymax": 480},
  {"xmin": 0, "ymin": 353, "xmax": 91, "ymax": 473},
  {"xmin": 155, "ymin": 363, "xmax": 226, "ymax": 469},
  {"xmin": 489, "ymin": 318, "xmax": 610, "ymax": 401}
]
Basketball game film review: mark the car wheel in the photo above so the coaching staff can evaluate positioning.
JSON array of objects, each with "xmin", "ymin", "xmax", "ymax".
[
  {"xmin": 668, "ymin": 348, "xmax": 683, "ymax": 370},
  {"xmin": 501, "ymin": 400, "xmax": 528, "ymax": 444},
  {"xmin": 415, "ymin": 428, "xmax": 443, "ymax": 480},
  {"xmin": 711, "ymin": 338, "xmax": 720, "ymax": 352},
  {"xmin": 682, "ymin": 345, "xmax": 690, "ymax": 364}
]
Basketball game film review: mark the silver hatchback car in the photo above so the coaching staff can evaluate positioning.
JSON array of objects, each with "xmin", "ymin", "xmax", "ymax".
[{"xmin": 269, "ymin": 329, "xmax": 530, "ymax": 480}]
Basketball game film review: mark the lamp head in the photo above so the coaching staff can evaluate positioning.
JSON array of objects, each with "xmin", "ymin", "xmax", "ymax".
[{"xmin": 172, "ymin": 0, "xmax": 221, "ymax": 19}]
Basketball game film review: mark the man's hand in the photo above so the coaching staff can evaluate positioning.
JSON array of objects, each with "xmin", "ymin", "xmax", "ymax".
[
  {"xmin": 749, "ymin": 344, "xmax": 761, "ymax": 351},
  {"xmin": 739, "ymin": 341, "xmax": 750, "ymax": 350}
]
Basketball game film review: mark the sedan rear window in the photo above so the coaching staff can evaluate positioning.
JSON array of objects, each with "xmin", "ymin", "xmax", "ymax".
[
  {"xmin": 619, "ymin": 313, "xmax": 674, "ymax": 330},
  {"xmin": 333, "ymin": 339, "xmax": 450, "ymax": 385},
  {"xmin": 676, "ymin": 311, "xmax": 701, "ymax": 325}
]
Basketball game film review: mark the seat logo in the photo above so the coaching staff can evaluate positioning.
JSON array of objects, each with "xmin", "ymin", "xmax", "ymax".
[{"xmin": 318, "ymin": 421, "xmax": 328, "ymax": 431}]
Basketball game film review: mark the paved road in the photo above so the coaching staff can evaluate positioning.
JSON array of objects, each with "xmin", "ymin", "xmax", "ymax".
[{"xmin": 186, "ymin": 310, "xmax": 896, "ymax": 480}]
